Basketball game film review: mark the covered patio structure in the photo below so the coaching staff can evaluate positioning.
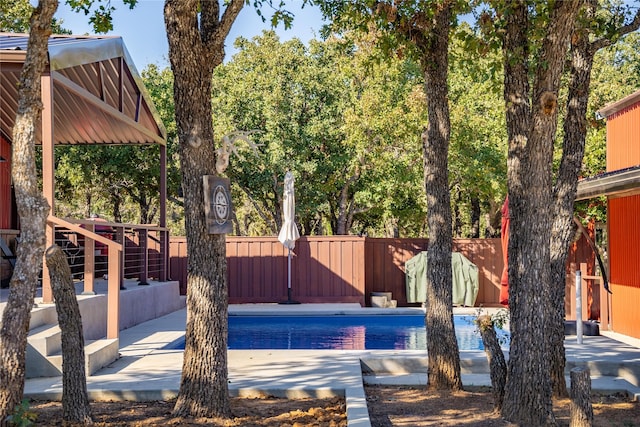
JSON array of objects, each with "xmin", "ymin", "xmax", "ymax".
[{"xmin": 1, "ymin": 33, "xmax": 169, "ymax": 340}]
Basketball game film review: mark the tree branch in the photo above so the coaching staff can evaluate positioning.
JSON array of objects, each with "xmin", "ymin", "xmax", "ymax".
[
  {"xmin": 200, "ymin": 0, "xmax": 220, "ymax": 44},
  {"xmin": 372, "ymin": 1, "xmax": 431, "ymax": 49},
  {"xmin": 205, "ymin": 0, "xmax": 244, "ymax": 65},
  {"xmin": 238, "ymin": 185, "xmax": 278, "ymax": 234},
  {"xmin": 591, "ymin": 7, "xmax": 640, "ymax": 52},
  {"xmin": 218, "ymin": 0, "xmax": 245, "ymax": 39}
]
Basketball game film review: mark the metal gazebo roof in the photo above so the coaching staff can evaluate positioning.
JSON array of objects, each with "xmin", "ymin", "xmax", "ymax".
[{"xmin": 0, "ymin": 33, "xmax": 166, "ymax": 146}]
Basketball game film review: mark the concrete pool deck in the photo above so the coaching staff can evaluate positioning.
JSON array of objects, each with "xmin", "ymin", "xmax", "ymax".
[{"xmin": 23, "ymin": 304, "xmax": 640, "ymax": 427}]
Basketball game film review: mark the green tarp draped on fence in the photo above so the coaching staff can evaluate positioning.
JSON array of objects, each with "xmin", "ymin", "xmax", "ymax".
[{"xmin": 405, "ymin": 252, "xmax": 479, "ymax": 306}]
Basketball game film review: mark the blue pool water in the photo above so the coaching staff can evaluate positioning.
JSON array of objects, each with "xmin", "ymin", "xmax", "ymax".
[{"xmin": 170, "ymin": 315, "xmax": 510, "ymax": 351}]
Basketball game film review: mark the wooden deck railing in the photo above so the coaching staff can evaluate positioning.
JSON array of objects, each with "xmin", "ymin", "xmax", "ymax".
[{"xmin": 42, "ymin": 216, "xmax": 169, "ymax": 339}]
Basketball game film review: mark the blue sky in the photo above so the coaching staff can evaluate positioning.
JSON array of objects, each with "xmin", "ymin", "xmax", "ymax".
[{"xmin": 54, "ymin": 1, "xmax": 325, "ymax": 71}]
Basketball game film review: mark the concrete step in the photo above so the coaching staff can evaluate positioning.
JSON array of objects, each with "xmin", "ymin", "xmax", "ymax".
[
  {"xmin": 0, "ymin": 301, "xmax": 58, "ymax": 330},
  {"xmin": 360, "ymin": 354, "xmax": 491, "ymax": 375},
  {"xmin": 361, "ymin": 355, "xmax": 640, "ymax": 389},
  {"xmin": 568, "ymin": 360, "xmax": 640, "ymax": 388},
  {"xmin": 29, "ymin": 304, "xmax": 59, "ymax": 330},
  {"xmin": 26, "ymin": 323, "xmax": 119, "ymax": 378},
  {"xmin": 47, "ymin": 338, "xmax": 119, "ymax": 377},
  {"xmin": 27, "ymin": 324, "xmax": 61, "ymax": 356}
]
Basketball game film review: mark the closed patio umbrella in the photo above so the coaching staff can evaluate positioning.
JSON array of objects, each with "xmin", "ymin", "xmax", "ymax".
[{"xmin": 278, "ymin": 171, "xmax": 300, "ymax": 304}]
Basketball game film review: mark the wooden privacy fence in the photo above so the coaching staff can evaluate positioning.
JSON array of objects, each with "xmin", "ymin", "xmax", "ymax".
[
  {"xmin": 169, "ymin": 236, "xmax": 532, "ymax": 306},
  {"xmin": 364, "ymin": 238, "xmax": 504, "ymax": 307}
]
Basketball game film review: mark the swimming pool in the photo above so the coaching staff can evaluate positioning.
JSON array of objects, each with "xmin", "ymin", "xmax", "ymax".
[{"xmin": 169, "ymin": 315, "xmax": 510, "ymax": 351}]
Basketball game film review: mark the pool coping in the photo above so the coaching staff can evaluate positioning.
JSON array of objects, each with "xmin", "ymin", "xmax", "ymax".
[{"xmin": 228, "ymin": 303, "xmax": 426, "ymax": 316}]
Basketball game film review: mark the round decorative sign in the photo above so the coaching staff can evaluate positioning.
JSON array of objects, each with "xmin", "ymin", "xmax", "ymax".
[
  {"xmin": 204, "ymin": 176, "xmax": 234, "ymax": 234},
  {"xmin": 213, "ymin": 184, "xmax": 230, "ymax": 224}
]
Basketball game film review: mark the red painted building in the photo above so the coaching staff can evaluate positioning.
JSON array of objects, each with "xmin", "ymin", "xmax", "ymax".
[
  {"xmin": 577, "ymin": 89, "xmax": 640, "ymax": 339},
  {"xmin": 0, "ymin": 135, "xmax": 12, "ymax": 229}
]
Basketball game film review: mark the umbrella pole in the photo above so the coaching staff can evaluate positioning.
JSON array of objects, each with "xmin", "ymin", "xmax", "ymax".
[
  {"xmin": 287, "ymin": 248, "xmax": 292, "ymax": 301},
  {"xmin": 280, "ymin": 247, "xmax": 300, "ymax": 304}
]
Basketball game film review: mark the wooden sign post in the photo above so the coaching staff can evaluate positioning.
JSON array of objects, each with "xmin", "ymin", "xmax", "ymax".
[{"xmin": 203, "ymin": 176, "xmax": 234, "ymax": 234}]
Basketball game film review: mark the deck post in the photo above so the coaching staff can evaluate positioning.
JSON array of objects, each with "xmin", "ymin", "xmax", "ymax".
[
  {"xmin": 116, "ymin": 226, "xmax": 125, "ymax": 285},
  {"xmin": 159, "ymin": 145, "xmax": 168, "ymax": 282},
  {"xmin": 138, "ymin": 228, "xmax": 149, "ymax": 285},
  {"xmin": 106, "ymin": 249, "xmax": 121, "ymax": 339},
  {"xmin": 41, "ymin": 73, "xmax": 55, "ymax": 303},
  {"xmin": 83, "ymin": 223, "xmax": 96, "ymax": 295}
]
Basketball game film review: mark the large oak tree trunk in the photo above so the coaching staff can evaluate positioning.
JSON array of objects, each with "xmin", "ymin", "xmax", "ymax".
[
  {"xmin": 569, "ymin": 367, "xmax": 593, "ymax": 427},
  {"xmin": 46, "ymin": 245, "xmax": 92, "ymax": 424},
  {"xmin": 0, "ymin": 0, "xmax": 57, "ymax": 421},
  {"xmin": 418, "ymin": 1, "xmax": 462, "ymax": 391},
  {"xmin": 549, "ymin": 7, "xmax": 595, "ymax": 399},
  {"xmin": 549, "ymin": 1, "xmax": 640, "ymax": 398},
  {"xmin": 501, "ymin": 1, "xmax": 580, "ymax": 424},
  {"xmin": 164, "ymin": 0, "xmax": 243, "ymax": 418}
]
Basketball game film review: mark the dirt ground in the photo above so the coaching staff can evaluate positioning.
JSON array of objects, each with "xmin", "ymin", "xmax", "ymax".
[
  {"xmin": 26, "ymin": 386, "xmax": 640, "ymax": 426},
  {"xmin": 28, "ymin": 396, "xmax": 347, "ymax": 426},
  {"xmin": 365, "ymin": 385, "xmax": 640, "ymax": 426}
]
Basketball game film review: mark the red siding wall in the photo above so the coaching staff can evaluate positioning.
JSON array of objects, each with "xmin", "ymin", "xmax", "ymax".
[
  {"xmin": 606, "ymin": 102, "xmax": 640, "ymax": 171},
  {"xmin": 608, "ymin": 195, "xmax": 640, "ymax": 337},
  {"xmin": 0, "ymin": 136, "xmax": 11, "ymax": 229}
]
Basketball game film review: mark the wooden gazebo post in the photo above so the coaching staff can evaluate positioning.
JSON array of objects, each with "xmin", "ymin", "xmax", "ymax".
[
  {"xmin": 41, "ymin": 72, "xmax": 55, "ymax": 303},
  {"xmin": 160, "ymin": 145, "xmax": 168, "ymax": 281}
]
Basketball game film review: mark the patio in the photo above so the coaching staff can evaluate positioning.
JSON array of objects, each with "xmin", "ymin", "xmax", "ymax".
[{"xmin": 20, "ymin": 303, "xmax": 640, "ymax": 427}]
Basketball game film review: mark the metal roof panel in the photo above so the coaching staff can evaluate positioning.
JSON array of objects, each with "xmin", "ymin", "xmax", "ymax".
[
  {"xmin": 576, "ymin": 165, "xmax": 640, "ymax": 201},
  {"xmin": 597, "ymin": 89, "xmax": 640, "ymax": 119},
  {"xmin": 0, "ymin": 32, "xmax": 166, "ymax": 145}
]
